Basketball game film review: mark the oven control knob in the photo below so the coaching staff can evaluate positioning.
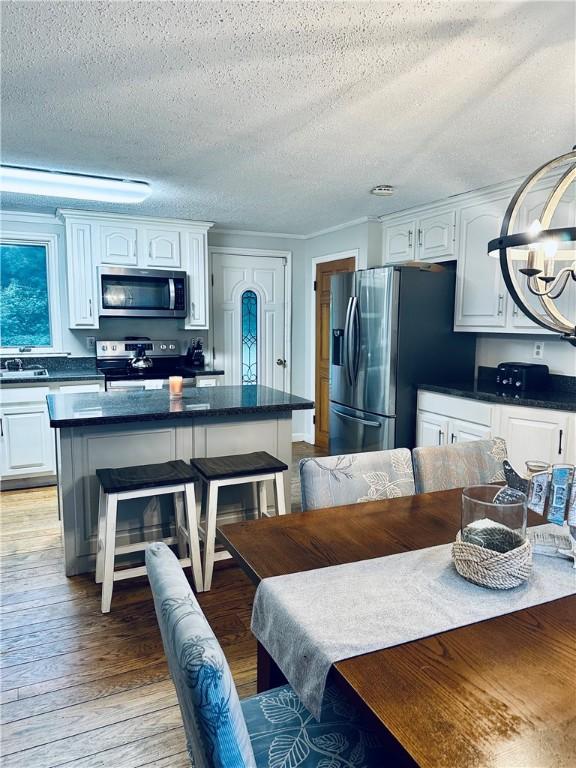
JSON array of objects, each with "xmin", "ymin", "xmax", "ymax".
[
  {"xmin": 101, "ymin": 345, "xmax": 108, "ymax": 352},
  {"xmin": 169, "ymin": 344, "xmax": 176, "ymax": 350},
  {"xmin": 111, "ymin": 345, "xmax": 117, "ymax": 351},
  {"xmin": 160, "ymin": 344, "xmax": 167, "ymax": 350}
]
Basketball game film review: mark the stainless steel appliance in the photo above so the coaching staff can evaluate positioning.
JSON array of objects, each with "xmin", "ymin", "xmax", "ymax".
[
  {"xmin": 96, "ymin": 339, "xmax": 197, "ymax": 391},
  {"xmin": 329, "ymin": 264, "xmax": 476, "ymax": 454},
  {"xmin": 98, "ymin": 267, "xmax": 187, "ymax": 318}
]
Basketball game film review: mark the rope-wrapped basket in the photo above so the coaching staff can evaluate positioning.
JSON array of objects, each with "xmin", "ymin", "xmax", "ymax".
[{"xmin": 452, "ymin": 530, "xmax": 532, "ymax": 589}]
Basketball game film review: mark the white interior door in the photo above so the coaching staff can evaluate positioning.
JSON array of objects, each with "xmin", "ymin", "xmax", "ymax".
[{"xmin": 211, "ymin": 251, "xmax": 287, "ymax": 389}]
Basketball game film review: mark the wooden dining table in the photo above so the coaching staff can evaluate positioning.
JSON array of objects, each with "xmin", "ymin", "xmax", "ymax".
[{"xmin": 217, "ymin": 487, "xmax": 576, "ymax": 768}]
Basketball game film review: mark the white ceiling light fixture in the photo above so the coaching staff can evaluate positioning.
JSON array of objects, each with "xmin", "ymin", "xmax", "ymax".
[
  {"xmin": 370, "ymin": 184, "xmax": 395, "ymax": 196},
  {"xmin": 0, "ymin": 166, "xmax": 151, "ymax": 203}
]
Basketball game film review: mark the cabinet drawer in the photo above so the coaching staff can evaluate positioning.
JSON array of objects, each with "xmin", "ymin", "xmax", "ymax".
[
  {"xmin": 417, "ymin": 391, "xmax": 493, "ymax": 426},
  {"xmin": 1, "ymin": 386, "xmax": 50, "ymax": 404},
  {"xmin": 58, "ymin": 383, "xmax": 102, "ymax": 394}
]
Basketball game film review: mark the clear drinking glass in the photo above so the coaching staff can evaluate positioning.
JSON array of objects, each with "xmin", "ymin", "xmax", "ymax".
[{"xmin": 461, "ymin": 485, "xmax": 527, "ymax": 553}]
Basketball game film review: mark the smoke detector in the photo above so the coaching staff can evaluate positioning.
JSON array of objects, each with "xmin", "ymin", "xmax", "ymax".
[{"xmin": 370, "ymin": 184, "xmax": 395, "ymax": 196}]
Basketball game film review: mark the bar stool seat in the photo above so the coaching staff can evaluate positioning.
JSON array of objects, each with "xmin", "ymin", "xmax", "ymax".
[
  {"xmin": 95, "ymin": 460, "xmax": 203, "ymax": 613},
  {"xmin": 191, "ymin": 451, "xmax": 288, "ymax": 590}
]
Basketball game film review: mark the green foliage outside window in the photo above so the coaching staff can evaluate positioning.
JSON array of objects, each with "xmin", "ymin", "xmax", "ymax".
[{"xmin": 0, "ymin": 243, "xmax": 52, "ymax": 348}]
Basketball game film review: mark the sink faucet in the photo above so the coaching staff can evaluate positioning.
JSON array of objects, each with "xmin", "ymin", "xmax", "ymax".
[{"xmin": 3, "ymin": 358, "xmax": 24, "ymax": 371}]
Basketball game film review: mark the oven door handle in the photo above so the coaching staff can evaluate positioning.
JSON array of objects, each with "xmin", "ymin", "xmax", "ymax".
[{"xmin": 168, "ymin": 279, "xmax": 176, "ymax": 310}]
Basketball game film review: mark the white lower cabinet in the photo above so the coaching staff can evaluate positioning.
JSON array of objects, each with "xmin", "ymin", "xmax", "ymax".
[
  {"xmin": 416, "ymin": 391, "xmax": 493, "ymax": 448},
  {"xmin": 1, "ymin": 380, "xmax": 104, "ymax": 483},
  {"xmin": 496, "ymin": 405, "xmax": 572, "ymax": 468},
  {"xmin": 416, "ymin": 390, "xmax": 575, "ymax": 470},
  {"xmin": 0, "ymin": 388, "xmax": 55, "ymax": 478}
]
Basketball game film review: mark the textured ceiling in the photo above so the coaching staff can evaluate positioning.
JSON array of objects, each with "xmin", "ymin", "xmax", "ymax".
[{"xmin": 1, "ymin": 1, "xmax": 574, "ymax": 234}]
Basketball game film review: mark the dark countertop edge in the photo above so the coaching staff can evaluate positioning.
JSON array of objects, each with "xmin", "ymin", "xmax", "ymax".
[
  {"xmin": 1, "ymin": 372, "xmax": 105, "ymax": 385},
  {"xmin": 418, "ymin": 383, "xmax": 576, "ymax": 412},
  {"xmin": 186, "ymin": 368, "xmax": 225, "ymax": 377},
  {"xmin": 48, "ymin": 400, "xmax": 314, "ymax": 429}
]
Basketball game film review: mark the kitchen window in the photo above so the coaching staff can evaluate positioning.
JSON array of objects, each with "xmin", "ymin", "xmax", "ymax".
[{"xmin": 0, "ymin": 233, "xmax": 62, "ymax": 352}]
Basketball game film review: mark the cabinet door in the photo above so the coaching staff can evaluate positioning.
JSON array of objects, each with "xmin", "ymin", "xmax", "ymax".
[
  {"xmin": 1, "ymin": 406, "xmax": 55, "ymax": 477},
  {"xmin": 182, "ymin": 232, "xmax": 208, "ymax": 328},
  {"xmin": 416, "ymin": 411, "xmax": 449, "ymax": 447},
  {"xmin": 448, "ymin": 418, "xmax": 491, "ymax": 444},
  {"xmin": 417, "ymin": 210, "xmax": 456, "ymax": 260},
  {"xmin": 384, "ymin": 219, "xmax": 416, "ymax": 263},
  {"xmin": 66, "ymin": 221, "xmax": 98, "ymax": 328},
  {"xmin": 143, "ymin": 228, "xmax": 181, "ymax": 268},
  {"xmin": 498, "ymin": 406, "xmax": 570, "ymax": 468},
  {"xmin": 454, "ymin": 199, "xmax": 508, "ymax": 329},
  {"xmin": 100, "ymin": 225, "xmax": 138, "ymax": 266}
]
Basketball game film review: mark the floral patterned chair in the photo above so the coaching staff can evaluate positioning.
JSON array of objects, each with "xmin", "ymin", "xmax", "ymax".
[
  {"xmin": 412, "ymin": 438, "xmax": 507, "ymax": 494},
  {"xmin": 146, "ymin": 541, "xmax": 391, "ymax": 768},
  {"xmin": 299, "ymin": 448, "xmax": 415, "ymax": 511}
]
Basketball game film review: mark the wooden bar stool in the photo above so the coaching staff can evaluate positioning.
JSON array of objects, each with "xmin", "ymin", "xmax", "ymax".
[
  {"xmin": 95, "ymin": 460, "xmax": 203, "ymax": 613},
  {"xmin": 190, "ymin": 451, "xmax": 288, "ymax": 590}
]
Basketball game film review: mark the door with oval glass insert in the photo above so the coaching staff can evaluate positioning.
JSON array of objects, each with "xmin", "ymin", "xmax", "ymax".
[{"xmin": 211, "ymin": 251, "xmax": 287, "ymax": 389}]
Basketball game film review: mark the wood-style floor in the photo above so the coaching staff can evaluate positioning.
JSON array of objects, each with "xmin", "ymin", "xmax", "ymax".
[{"xmin": 0, "ymin": 442, "xmax": 323, "ymax": 768}]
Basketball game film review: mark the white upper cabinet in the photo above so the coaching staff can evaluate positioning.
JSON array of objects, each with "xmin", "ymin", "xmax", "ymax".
[
  {"xmin": 383, "ymin": 209, "xmax": 455, "ymax": 264},
  {"xmin": 454, "ymin": 197, "xmax": 509, "ymax": 329},
  {"xmin": 143, "ymin": 228, "xmax": 181, "ymax": 268},
  {"xmin": 384, "ymin": 219, "xmax": 416, "ymax": 263},
  {"xmin": 417, "ymin": 210, "xmax": 456, "ymax": 261},
  {"xmin": 59, "ymin": 210, "xmax": 213, "ymax": 329},
  {"xmin": 100, "ymin": 225, "xmax": 138, "ymax": 266},
  {"xmin": 64, "ymin": 220, "xmax": 98, "ymax": 328}
]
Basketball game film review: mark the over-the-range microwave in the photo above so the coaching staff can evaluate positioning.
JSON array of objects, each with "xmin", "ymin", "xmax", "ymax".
[{"xmin": 98, "ymin": 266, "xmax": 187, "ymax": 318}]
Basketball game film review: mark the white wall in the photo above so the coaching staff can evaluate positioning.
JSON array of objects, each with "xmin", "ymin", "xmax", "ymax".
[{"xmin": 476, "ymin": 334, "xmax": 576, "ymax": 376}]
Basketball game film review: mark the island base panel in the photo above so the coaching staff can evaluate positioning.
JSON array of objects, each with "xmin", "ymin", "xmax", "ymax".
[{"xmin": 58, "ymin": 414, "xmax": 293, "ymax": 576}]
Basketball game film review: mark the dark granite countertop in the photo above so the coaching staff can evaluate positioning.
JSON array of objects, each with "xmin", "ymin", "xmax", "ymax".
[
  {"xmin": 47, "ymin": 385, "xmax": 314, "ymax": 427},
  {"xmin": 419, "ymin": 381, "xmax": 576, "ymax": 412},
  {"xmin": 1, "ymin": 370, "xmax": 105, "ymax": 385}
]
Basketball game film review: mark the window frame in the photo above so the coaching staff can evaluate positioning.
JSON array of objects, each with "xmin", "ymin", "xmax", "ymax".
[{"xmin": 0, "ymin": 231, "xmax": 63, "ymax": 354}]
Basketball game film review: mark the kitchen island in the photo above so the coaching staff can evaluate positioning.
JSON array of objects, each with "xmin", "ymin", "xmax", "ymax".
[{"xmin": 47, "ymin": 385, "xmax": 313, "ymax": 575}]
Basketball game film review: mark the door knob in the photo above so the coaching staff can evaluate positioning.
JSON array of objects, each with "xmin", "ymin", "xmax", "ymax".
[{"xmin": 276, "ymin": 358, "xmax": 287, "ymax": 367}]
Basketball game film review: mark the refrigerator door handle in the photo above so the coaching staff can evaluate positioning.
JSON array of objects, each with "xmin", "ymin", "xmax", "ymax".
[
  {"xmin": 351, "ymin": 297, "xmax": 360, "ymax": 383},
  {"xmin": 343, "ymin": 297, "xmax": 354, "ymax": 385},
  {"xmin": 346, "ymin": 296, "xmax": 359, "ymax": 385},
  {"xmin": 331, "ymin": 405, "xmax": 382, "ymax": 428}
]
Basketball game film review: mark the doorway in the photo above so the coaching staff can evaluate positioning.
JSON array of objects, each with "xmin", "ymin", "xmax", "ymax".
[
  {"xmin": 211, "ymin": 248, "xmax": 290, "ymax": 390},
  {"xmin": 314, "ymin": 255, "xmax": 356, "ymax": 449}
]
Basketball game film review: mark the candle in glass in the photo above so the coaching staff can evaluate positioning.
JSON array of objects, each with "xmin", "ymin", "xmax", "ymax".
[{"xmin": 169, "ymin": 375, "xmax": 183, "ymax": 398}]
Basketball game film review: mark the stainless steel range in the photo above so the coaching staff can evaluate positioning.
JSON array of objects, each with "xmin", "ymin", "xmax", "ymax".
[{"xmin": 96, "ymin": 339, "xmax": 198, "ymax": 391}]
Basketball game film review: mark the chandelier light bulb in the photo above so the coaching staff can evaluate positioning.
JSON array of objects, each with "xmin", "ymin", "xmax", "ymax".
[{"xmin": 528, "ymin": 218, "xmax": 542, "ymax": 242}]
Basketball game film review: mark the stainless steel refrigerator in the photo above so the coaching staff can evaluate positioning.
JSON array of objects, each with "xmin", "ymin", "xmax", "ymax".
[{"xmin": 329, "ymin": 264, "xmax": 476, "ymax": 455}]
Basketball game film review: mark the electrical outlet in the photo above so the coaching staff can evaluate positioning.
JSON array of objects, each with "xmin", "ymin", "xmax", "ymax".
[
  {"xmin": 85, "ymin": 336, "xmax": 96, "ymax": 352},
  {"xmin": 533, "ymin": 341, "xmax": 544, "ymax": 359}
]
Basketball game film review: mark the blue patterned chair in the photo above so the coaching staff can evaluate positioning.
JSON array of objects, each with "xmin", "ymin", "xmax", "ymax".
[
  {"xmin": 299, "ymin": 448, "xmax": 415, "ymax": 511},
  {"xmin": 412, "ymin": 437, "xmax": 507, "ymax": 494},
  {"xmin": 146, "ymin": 541, "xmax": 391, "ymax": 768}
]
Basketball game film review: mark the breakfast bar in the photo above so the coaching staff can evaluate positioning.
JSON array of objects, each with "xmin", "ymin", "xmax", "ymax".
[{"xmin": 47, "ymin": 385, "xmax": 313, "ymax": 576}]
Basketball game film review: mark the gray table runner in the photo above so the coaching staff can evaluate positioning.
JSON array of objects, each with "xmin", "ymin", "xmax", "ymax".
[{"xmin": 251, "ymin": 526, "xmax": 576, "ymax": 719}]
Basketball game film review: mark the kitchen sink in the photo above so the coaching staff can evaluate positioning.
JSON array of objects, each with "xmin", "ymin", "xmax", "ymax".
[{"xmin": 0, "ymin": 368, "xmax": 49, "ymax": 380}]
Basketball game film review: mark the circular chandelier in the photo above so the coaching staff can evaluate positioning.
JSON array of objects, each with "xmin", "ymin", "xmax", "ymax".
[{"xmin": 488, "ymin": 148, "xmax": 576, "ymax": 346}]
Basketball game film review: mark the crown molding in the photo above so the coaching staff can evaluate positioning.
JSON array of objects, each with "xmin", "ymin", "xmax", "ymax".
[{"xmin": 210, "ymin": 227, "xmax": 305, "ymax": 240}]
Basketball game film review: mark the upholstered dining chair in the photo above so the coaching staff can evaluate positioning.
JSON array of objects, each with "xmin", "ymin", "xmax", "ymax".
[
  {"xmin": 299, "ymin": 448, "xmax": 415, "ymax": 511},
  {"xmin": 146, "ymin": 542, "xmax": 390, "ymax": 768},
  {"xmin": 412, "ymin": 437, "xmax": 507, "ymax": 494}
]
